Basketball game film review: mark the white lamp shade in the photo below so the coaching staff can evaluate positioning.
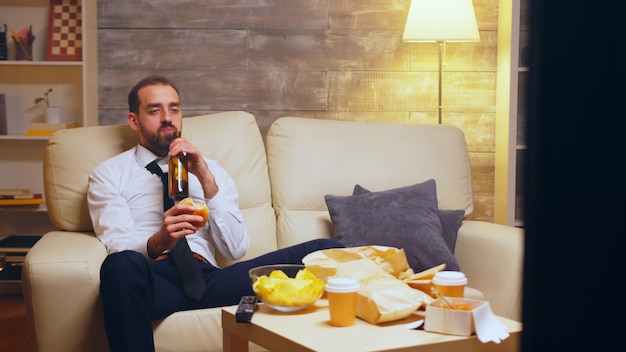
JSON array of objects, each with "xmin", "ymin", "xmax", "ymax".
[{"xmin": 402, "ymin": 0, "xmax": 480, "ymax": 42}]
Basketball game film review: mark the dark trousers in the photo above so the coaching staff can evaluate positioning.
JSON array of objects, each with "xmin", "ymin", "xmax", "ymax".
[{"xmin": 99, "ymin": 238, "xmax": 343, "ymax": 352}]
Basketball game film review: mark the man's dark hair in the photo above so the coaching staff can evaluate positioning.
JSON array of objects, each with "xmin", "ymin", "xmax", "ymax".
[{"xmin": 127, "ymin": 75, "xmax": 181, "ymax": 114}]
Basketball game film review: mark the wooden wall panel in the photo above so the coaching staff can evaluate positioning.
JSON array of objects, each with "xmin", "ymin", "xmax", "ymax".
[
  {"xmin": 406, "ymin": 31, "xmax": 498, "ymax": 71},
  {"xmin": 473, "ymin": 0, "xmax": 499, "ymax": 30},
  {"xmin": 99, "ymin": 70, "xmax": 327, "ymax": 111},
  {"xmin": 445, "ymin": 72, "xmax": 497, "ymax": 112},
  {"xmin": 328, "ymin": 71, "xmax": 495, "ymax": 112},
  {"xmin": 469, "ymin": 152, "xmax": 495, "ymax": 222},
  {"xmin": 97, "ymin": 0, "xmax": 501, "ymax": 222},
  {"xmin": 248, "ymin": 30, "xmax": 408, "ymax": 70},
  {"xmin": 98, "ymin": 0, "xmax": 329, "ymax": 29},
  {"xmin": 329, "ymin": 0, "xmax": 409, "ymax": 29},
  {"xmin": 411, "ymin": 112, "xmax": 496, "ymax": 152},
  {"xmin": 472, "ymin": 194, "xmax": 493, "ymax": 222},
  {"xmin": 469, "ymin": 153, "xmax": 495, "ymax": 194},
  {"xmin": 328, "ymin": 0, "xmax": 498, "ymax": 31},
  {"xmin": 99, "ymin": 30, "xmax": 246, "ymax": 69}
]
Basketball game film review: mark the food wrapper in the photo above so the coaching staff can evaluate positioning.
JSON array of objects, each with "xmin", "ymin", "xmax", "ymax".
[
  {"xmin": 302, "ymin": 246, "xmax": 437, "ymax": 324},
  {"xmin": 399, "ymin": 262, "xmax": 447, "ymax": 293},
  {"xmin": 302, "ymin": 245, "xmax": 413, "ymax": 278}
]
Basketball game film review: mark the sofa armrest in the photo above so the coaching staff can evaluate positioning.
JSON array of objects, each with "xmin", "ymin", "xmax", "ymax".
[
  {"xmin": 454, "ymin": 220, "xmax": 524, "ymax": 321},
  {"xmin": 23, "ymin": 231, "xmax": 109, "ymax": 352}
]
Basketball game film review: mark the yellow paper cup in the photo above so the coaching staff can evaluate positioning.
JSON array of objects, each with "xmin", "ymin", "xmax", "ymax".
[
  {"xmin": 432, "ymin": 271, "xmax": 467, "ymax": 298},
  {"xmin": 325, "ymin": 278, "xmax": 360, "ymax": 327}
]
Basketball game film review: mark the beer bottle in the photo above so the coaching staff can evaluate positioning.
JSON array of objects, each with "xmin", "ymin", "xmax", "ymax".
[{"xmin": 168, "ymin": 137, "xmax": 189, "ymax": 202}]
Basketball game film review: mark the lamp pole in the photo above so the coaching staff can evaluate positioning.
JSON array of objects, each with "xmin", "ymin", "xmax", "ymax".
[
  {"xmin": 437, "ymin": 41, "xmax": 444, "ymax": 124},
  {"xmin": 402, "ymin": 0, "xmax": 480, "ymax": 125}
]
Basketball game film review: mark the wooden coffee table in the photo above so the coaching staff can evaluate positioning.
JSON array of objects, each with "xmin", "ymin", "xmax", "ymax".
[{"xmin": 222, "ymin": 299, "xmax": 522, "ymax": 352}]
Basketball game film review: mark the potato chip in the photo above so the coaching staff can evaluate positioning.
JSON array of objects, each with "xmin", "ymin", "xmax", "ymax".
[{"xmin": 269, "ymin": 270, "xmax": 289, "ymax": 279}]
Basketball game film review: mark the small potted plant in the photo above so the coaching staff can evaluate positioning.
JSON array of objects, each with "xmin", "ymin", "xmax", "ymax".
[{"xmin": 34, "ymin": 88, "xmax": 62, "ymax": 123}]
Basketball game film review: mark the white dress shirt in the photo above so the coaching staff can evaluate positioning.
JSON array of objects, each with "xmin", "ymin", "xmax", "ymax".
[{"xmin": 87, "ymin": 144, "xmax": 250, "ymax": 267}]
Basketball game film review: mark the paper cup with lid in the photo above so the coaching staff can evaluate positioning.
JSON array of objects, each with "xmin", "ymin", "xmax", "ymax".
[
  {"xmin": 432, "ymin": 271, "xmax": 468, "ymax": 298},
  {"xmin": 325, "ymin": 277, "xmax": 360, "ymax": 327}
]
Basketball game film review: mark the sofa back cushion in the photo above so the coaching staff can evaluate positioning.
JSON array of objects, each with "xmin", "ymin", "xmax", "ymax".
[
  {"xmin": 44, "ymin": 124, "xmax": 137, "ymax": 232},
  {"xmin": 266, "ymin": 117, "xmax": 474, "ymax": 248},
  {"xmin": 44, "ymin": 111, "xmax": 276, "ymax": 266},
  {"xmin": 183, "ymin": 113, "xmax": 277, "ymax": 264}
]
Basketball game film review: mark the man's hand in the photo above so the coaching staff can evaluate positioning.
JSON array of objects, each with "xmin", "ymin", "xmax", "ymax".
[
  {"xmin": 147, "ymin": 202, "xmax": 206, "ymax": 258},
  {"xmin": 168, "ymin": 137, "xmax": 219, "ymax": 199}
]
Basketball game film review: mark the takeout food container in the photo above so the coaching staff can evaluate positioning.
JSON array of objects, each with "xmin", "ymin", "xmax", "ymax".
[{"xmin": 424, "ymin": 297, "xmax": 486, "ymax": 336}]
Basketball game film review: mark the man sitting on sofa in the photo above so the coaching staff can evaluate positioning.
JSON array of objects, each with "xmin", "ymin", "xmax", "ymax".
[{"xmin": 88, "ymin": 75, "xmax": 342, "ymax": 351}]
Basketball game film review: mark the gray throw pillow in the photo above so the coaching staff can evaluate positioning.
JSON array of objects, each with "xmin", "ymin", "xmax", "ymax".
[
  {"xmin": 436, "ymin": 209, "xmax": 465, "ymax": 252},
  {"xmin": 353, "ymin": 184, "xmax": 464, "ymax": 252},
  {"xmin": 325, "ymin": 179, "xmax": 460, "ymax": 272}
]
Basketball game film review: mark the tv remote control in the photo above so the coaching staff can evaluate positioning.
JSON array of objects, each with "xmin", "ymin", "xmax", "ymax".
[{"xmin": 235, "ymin": 295, "xmax": 258, "ymax": 323}]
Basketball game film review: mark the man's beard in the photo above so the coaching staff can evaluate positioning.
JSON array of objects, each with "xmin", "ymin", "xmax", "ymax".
[{"xmin": 143, "ymin": 124, "xmax": 178, "ymax": 155}]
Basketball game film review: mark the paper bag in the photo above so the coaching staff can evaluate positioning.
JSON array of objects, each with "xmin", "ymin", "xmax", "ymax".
[
  {"xmin": 303, "ymin": 246, "xmax": 434, "ymax": 324},
  {"xmin": 302, "ymin": 245, "xmax": 412, "ymax": 278}
]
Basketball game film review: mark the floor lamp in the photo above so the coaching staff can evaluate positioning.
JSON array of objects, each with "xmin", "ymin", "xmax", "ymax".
[{"xmin": 402, "ymin": 0, "xmax": 480, "ymax": 124}]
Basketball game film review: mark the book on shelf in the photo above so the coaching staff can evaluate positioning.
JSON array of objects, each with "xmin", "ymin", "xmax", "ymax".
[
  {"xmin": 0, "ymin": 93, "xmax": 6, "ymax": 135},
  {"xmin": 26, "ymin": 121, "xmax": 77, "ymax": 136},
  {"xmin": 0, "ymin": 189, "xmax": 43, "ymax": 205},
  {"xmin": 0, "ymin": 198, "xmax": 44, "ymax": 206},
  {"xmin": 30, "ymin": 122, "xmax": 78, "ymax": 130},
  {"xmin": 0, "ymin": 192, "xmax": 42, "ymax": 199},
  {"xmin": 0, "ymin": 188, "xmax": 32, "ymax": 196},
  {"xmin": 0, "ymin": 194, "xmax": 43, "ymax": 206}
]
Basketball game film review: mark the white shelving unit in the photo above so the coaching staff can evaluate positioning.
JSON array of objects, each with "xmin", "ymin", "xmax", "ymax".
[
  {"xmin": 0, "ymin": 0, "xmax": 97, "ymax": 237},
  {"xmin": 495, "ymin": 0, "xmax": 528, "ymax": 227}
]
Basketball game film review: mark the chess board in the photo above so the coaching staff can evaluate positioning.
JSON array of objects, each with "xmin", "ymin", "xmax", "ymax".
[{"xmin": 46, "ymin": 0, "xmax": 82, "ymax": 61}]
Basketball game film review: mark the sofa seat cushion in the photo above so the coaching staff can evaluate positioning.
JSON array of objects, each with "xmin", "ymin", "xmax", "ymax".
[{"xmin": 325, "ymin": 179, "xmax": 460, "ymax": 273}]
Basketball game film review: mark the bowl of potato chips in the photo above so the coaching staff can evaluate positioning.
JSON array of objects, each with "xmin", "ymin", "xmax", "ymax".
[{"xmin": 249, "ymin": 264, "xmax": 325, "ymax": 312}]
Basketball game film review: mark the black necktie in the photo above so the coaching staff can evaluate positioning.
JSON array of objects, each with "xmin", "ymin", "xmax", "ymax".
[{"xmin": 146, "ymin": 160, "xmax": 207, "ymax": 301}]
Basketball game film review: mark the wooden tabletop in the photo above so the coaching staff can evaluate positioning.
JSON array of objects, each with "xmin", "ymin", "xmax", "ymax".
[{"xmin": 222, "ymin": 299, "xmax": 522, "ymax": 352}]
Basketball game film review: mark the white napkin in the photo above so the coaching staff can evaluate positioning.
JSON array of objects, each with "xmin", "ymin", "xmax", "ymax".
[{"xmin": 471, "ymin": 302, "xmax": 510, "ymax": 343}]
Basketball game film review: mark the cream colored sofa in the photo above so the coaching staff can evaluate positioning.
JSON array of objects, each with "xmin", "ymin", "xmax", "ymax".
[{"xmin": 23, "ymin": 111, "xmax": 523, "ymax": 352}]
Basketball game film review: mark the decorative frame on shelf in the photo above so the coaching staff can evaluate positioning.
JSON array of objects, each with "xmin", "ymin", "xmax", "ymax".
[{"xmin": 46, "ymin": 0, "xmax": 82, "ymax": 61}]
